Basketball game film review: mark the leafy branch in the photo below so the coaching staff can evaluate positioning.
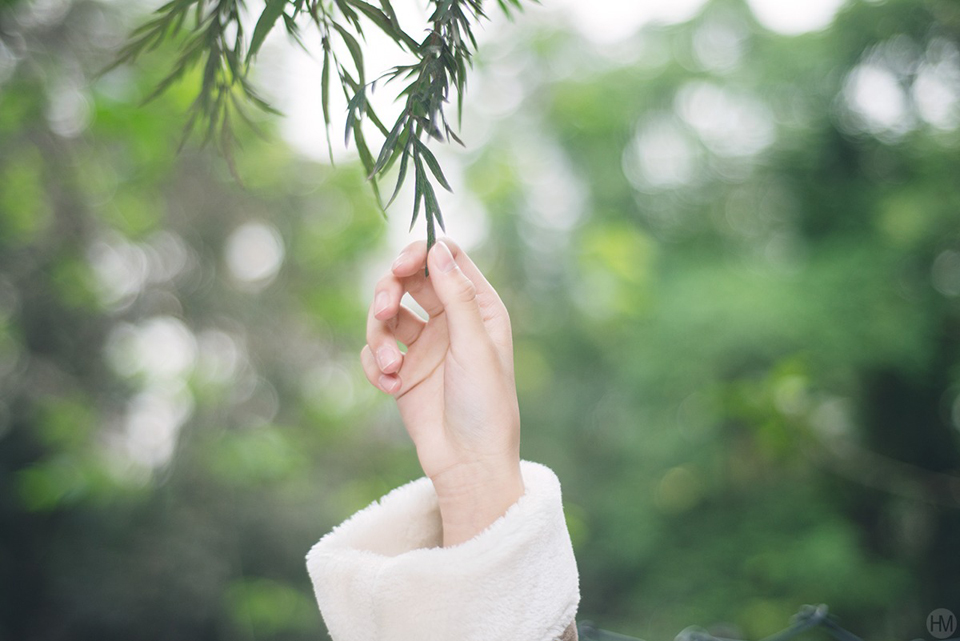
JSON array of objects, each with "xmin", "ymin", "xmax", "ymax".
[{"xmin": 111, "ymin": 0, "xmax": 532, "ymax": 256}]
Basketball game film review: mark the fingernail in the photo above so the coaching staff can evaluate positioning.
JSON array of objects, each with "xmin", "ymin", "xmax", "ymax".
[
  {"xmin": 434, "ymin": 241, "xmax": 456, "ymax": 273},
  {"xmin": 375, "ymin": 291, "xmax": 389, "ymax": 316},
  {"xmin": 392, "ymin": 252, "xmax": 407, "ymax": 271},
  {"xmin": 379, "ymin": 375, "xmax": 398, "ymax": 393},
  {"xmin": 377, "ymin": 347, "xmax": 397, "ymax": 370}
]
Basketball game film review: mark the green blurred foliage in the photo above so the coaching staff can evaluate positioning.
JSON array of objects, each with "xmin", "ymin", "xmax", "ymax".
[{"xmin": 1, "ymin": 0, "xmax": 959, "ymax": 640}]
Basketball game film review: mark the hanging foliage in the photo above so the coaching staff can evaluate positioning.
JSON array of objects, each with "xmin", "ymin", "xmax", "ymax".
[{"xmin": 110, "ymin": 0, "xmax": 532, "ymax": 253}]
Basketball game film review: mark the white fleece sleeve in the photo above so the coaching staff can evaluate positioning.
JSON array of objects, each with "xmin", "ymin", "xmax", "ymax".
[{"xmin": 305, "ymin": 460, "xmax": 580, "ymax": 641}]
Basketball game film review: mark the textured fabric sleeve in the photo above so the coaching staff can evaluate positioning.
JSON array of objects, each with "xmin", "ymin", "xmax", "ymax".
[{"xmin": 305, "ymin": 460, "xmax": 580, "ymax": 641}]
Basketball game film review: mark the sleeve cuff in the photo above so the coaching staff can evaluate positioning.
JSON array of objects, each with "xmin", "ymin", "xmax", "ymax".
[{"xmin": 306, "ymin": 460, "xmax": 580, "ymax": 641}]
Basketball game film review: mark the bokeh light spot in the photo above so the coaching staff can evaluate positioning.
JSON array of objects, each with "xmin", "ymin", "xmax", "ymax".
[
  {"xmin": 623, "ymin": 116, "xmax": 698, "ymax": 191},
  {"xmin": 676, "ymin": 81, "xmax": 775, "ymax": 158},
  {"xmin": 843, "ymin": 63, "xmax": 909, "ymax": 136},
  {"xmin": 225, "ymin": 221, "xmax": 285, "ymax": 288},
  {"xmin": 746, "ymin": 0, "xmax": 847, "ymax": 36},
  {"xmin": 931, "ymin": 250, "xmax": 960, "ymax": 297}
]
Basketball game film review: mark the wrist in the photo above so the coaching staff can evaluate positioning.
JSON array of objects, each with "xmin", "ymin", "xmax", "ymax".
[{"xmin": 430, "ymin": 458, "xmax": 525, "ymax": 547}]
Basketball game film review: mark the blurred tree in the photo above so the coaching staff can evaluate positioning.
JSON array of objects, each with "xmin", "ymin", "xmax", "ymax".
[
  {"xmin": 464, "ymin": 0, "xmax": 960, "ymax": 637},
  {"xmin": 0, "ymin": 2, "xmax": 407, "ymax": 639}
]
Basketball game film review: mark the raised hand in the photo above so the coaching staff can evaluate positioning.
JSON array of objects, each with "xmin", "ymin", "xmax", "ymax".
[{"xmin": 361, "ymin": 239, "xmax": 524, "ymax": 546}]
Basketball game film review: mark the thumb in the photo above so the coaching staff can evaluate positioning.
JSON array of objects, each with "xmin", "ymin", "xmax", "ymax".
[{"xmin": 428, "ymin": 241, "xmax": 488, "ymax": 348}]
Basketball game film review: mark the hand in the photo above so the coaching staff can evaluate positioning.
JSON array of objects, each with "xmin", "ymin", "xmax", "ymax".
[{"xmin": 361, "ymin": 239, "xmax": 524, "ymax": 546}]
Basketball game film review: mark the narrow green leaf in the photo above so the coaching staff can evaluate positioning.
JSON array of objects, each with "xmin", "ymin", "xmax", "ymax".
[
  {"xmin": 372, "ymin": 115, "xmax": 406, "ymax": 176},
  {"xmin": 435, "ymin": 207, "xmax": 446, "ymax": 232},
  {"xmin": 321, "ymin": 47, "xmax": 331, "ymax": 128},
  {"xmin": 386, "ymin": 136, "xmax": 411, "ymax": 209},
  {"xmin": 334, "ymin": 0, "xmax": 362, "ymax": 30},
  {"xmin": 333, "ymin": 22, "xmax": 365, "ymax": 85},
  {"xmin": 425, "ymin": 195, "xmax": 437, "ymax": 256},
  {"xmin": 420, "ymin": 168, "xmax": 441, "ymax": 227},
  {"xmin": 377, "ymin": 125, "xmax": 408, "ymax": 174},
  {"xmin": 247, "ymin": 0, "xmax": 286, "ymax": 64},
  {"xmin": 321, "ymin": 47, "xmax": 333, "ymax": 162},
  {"xmin": 238, "ymin": 77, "xmax": 282, "ymax": 114},
  {"xmin": 344, "ymin": 0, "xmax": 417, "ymax": 49},
  {"xmin": 446, "ymin": 127, "xmax": 464, "ymax": 146},
  {"xmin": 344, "ymin": 88, "xmax": 365, "ymax": 146},
  {"xmin": 355, "ymin": 124, "xmax": 385, "ymax": 213},
  {"xmin": 410, "ymin": 152, "xmax": 424, "ymax": 232},
  {"xmin": 282, "ymin": 13, "xmax": 308, "ymax": 51},
  {"xmin": 414, "ymin": 139, "xmax": 452, "ymax": 191},
  {"xmin": 379, "ymin": 0, "xmax": 399, "ymax": 26},
  {"xmin": 344, "ymin": 0, "xmax": 392, "ymax": 34},
  {"xmin": 415, "ymin": 151, "xmax": 443, "ymax": 235}
]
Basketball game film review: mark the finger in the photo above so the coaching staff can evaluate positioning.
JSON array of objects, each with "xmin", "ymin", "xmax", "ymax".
[
  {"xmin": 387, "ymin": 244, "xmax": 445, "ymax": 317},
  {"xmin": 427, "ymin": 240, "xmax": 490, "ymax": 351},
  {"xmin": 366, "ymin": 305, "xmax": 426, "ymax": 371},
  {"xmin": 391, "ymin": 241, "xmax": 454, "ymax": 318},
  {"xmin": 396, "ymin": 239, "xmax": 505, "ymax": 319},
  {"xmin": 388, "ymin": 306, "xmax": 427, "ymax": 347},
  {"xmin": 372, "ymin": 271, "xmax": 405, "ymax": 322},
  {"xmin": 367, "ymin": 301, "xmax": 404, "ymax": 375},
  {"xmin": 391, "ymin": 241, "xmax": 428, "ymax": 278},
  {"xmin": 360, "ymin": 345, "xmax": 401, "ymax": 394},
  {"xmin": 408, "ymin": 237, "xmax": 502, "ymax": 315},
  {"xmin": 367, "ymin": 275, "xmax": 407, "ymax": 374}
]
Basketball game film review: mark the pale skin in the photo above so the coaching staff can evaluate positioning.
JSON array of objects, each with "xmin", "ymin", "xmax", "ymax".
[{"xmin": 360, "ymin": 238, "xmax": 525, "ymax": 547}]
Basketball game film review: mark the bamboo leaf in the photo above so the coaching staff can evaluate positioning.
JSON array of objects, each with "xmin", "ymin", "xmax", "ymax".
[
  {"xmin": 435, "ymin": 206, "xmax": 445, "ymax": 232},
  {"xmin": 415, "ymin": 150, "xmax": 443, "ymax": 237},
  {"xmin": 344, "ymin": 87, "xmax": 365, "ymax": 146},
  {"xmin": 363, "ymin": 103, "xmax": 391, "ymax": 136},
  {"xmin": 355, "ymin": 123, "xmax": 385, "ymax": 213},
  {"xmin": 344, "ymin": 0, "xmax": 418, "ymax": 50},
  {"xmin": 386, "ymin": 135, "xmax": 412, "ymax": 209},
  {"xmin": 425, "ymin": 194, "xmax": 437, "ymax": 260},
  {"xmin": 344, "ymin": 0, "xmax": 393, "ymax": 36},
  {"xmin": 414, "ymin": 139, "xmax": 452, "ymax": 191},
  {"xmin": 372, "ymin": 115, "xmax": 406, "ymax": 176},
  {"xmin": 379, "ymin": 0, "xmax": 399, "ymax": 26},
  {"xmin": 410, "ymin": 152, "xmax": 424, "ymax": 232},
  {"xmin": 321, "ymin": 46, "xmax": 333, "ymax": 161},
  {"xmin": 321, "ymin": 47, "xmax": 331, "ymax": 129},
  {"xmin": 420, "ymin": 167, "xmax": 441, "ymax": 228},
  {"xmin": 334, "ymin": 0, "xmax": 362, "ymax": 32},
  {"xmin": 333, "ymin": 22, "xmax": 365, "ymax": 85},
  {"xmin": 282, "ymin": 13, "xmax": 309, "ymax": 52},
  {"xmin": 247, "ymin": 0, "xmax": 287, "ymax": 64}
]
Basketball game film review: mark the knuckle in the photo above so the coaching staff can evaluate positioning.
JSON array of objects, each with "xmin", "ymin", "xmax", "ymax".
[{"xmin": 452, "ymin": 274, "xmax": 477, "ymax": 302}]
